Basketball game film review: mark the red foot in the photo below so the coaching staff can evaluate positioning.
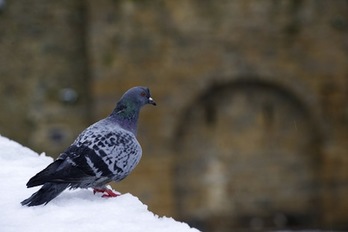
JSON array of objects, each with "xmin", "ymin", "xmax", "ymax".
[{"xmin": 93, "ymin": 188, "xmax": 120, "ymax": 198}]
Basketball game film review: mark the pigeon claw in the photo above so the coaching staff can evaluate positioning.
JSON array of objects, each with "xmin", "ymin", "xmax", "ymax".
[
  {"xmin": 93, "ymin": 188, "xmax": 120, "ymax": 198},
  {"xmin": 101, "ymin": 189, "xmax": 120, "ymax": 198}
]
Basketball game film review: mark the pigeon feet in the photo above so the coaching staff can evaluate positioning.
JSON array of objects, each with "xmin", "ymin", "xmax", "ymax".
[{"xmin": 93, "ymin": 188, "xmax": 120, "ymax": 198}]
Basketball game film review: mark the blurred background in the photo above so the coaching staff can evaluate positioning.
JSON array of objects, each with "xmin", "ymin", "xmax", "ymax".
[{"xmin": 1, "ymin": 0, "xmax": 348, "ymax": 231}]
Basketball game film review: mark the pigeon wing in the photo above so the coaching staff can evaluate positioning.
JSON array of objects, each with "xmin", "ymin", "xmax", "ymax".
[
  {"xmin": 73, "ymin": 127, "xmax": 142, "ymax": 182},
  {"xmin": 26, "ymin": 126, "xmax": 142, "ymax": 188}
]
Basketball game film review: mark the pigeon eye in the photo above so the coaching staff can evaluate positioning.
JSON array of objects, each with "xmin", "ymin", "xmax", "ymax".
[{"xmin": 140, "ymin": 92, "xmax": 146, "ymax": 97}]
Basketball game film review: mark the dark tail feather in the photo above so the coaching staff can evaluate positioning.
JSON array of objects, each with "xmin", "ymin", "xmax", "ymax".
[
  {"xmin": 21, "ymin": 183, "xmax": 69, "ymax": 207},
  {"xmin": 26, "ymin": 160, "xmax": 64, "ymax": 188}
]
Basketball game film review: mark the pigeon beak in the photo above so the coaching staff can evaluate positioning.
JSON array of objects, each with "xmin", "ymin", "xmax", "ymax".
[{"xmin": 148, "ymin": 97, "xmax": 156, "ymax": 106}]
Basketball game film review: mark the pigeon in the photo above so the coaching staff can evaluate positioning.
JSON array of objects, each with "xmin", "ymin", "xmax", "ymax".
[{"xmin": 21, "ymin": 86, "xmax": 156, "ymax": 206}]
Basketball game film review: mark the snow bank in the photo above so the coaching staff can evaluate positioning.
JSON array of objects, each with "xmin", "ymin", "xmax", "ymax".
[{"xmin": 0, "ymin": 135, "xmax": 199, "ymax": 232}]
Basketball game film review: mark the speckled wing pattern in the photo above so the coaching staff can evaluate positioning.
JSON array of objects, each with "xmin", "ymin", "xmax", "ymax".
[{"xmin": 62, "ymin": 119, "xmax": 142, "ymax": 187}]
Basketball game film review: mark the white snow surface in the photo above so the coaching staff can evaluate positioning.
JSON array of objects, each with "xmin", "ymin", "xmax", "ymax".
[{"xmin": 0, "ymin": 135, "xmax": 199, "ymax": 232}]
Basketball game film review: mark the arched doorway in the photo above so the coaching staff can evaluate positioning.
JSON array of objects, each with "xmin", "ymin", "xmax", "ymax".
[{"xmin": 175, "ymin": 80, "xmax": 321, "ymax": 231}]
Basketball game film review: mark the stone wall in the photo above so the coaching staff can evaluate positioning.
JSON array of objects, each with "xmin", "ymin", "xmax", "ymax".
[
  {"xmin": 0, "ymin": 0, "xmax": 90, "ymax": 155},
  {"xmin": 1, "ymin": 0, "xmax": 348, "ymax": 231}
]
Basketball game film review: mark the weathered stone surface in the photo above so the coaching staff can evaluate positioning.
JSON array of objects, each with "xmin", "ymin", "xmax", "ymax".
[
  {"xmin": 0, "ymin": 0, "xmax": 90, "ymax": 155},
  {"xmin": 87, "ymin": 0, "xmax": 348, "ymax": 230}
]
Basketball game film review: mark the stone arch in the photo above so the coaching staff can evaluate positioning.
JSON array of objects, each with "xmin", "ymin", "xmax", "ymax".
[{"xmin": 174, "ymin": 78, "xmax": 322, "ymax": 231}]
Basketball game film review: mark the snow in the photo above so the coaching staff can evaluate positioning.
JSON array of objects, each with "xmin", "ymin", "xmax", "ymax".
[{"xmin": 0, "ymin": 135, "xmax": 199, "ymax": 232}]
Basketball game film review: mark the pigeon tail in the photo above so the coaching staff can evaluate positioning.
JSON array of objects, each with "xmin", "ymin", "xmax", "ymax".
[
  {"xmin": 25, "ymin": 159, "xmax": 64, "ymax": 188},
  {"xmin": 21, "ymin": 182, "xmax": 69, "ymax": 207}
]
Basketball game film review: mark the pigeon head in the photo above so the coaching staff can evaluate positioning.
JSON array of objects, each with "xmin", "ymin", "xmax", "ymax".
[
  {"xmin": 110, "ymin": 86, "xmax": 156, "ymax": 135},
  {"xmin": 121, "ymin": 86, "xmax": 156, "ymax": 107}
]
